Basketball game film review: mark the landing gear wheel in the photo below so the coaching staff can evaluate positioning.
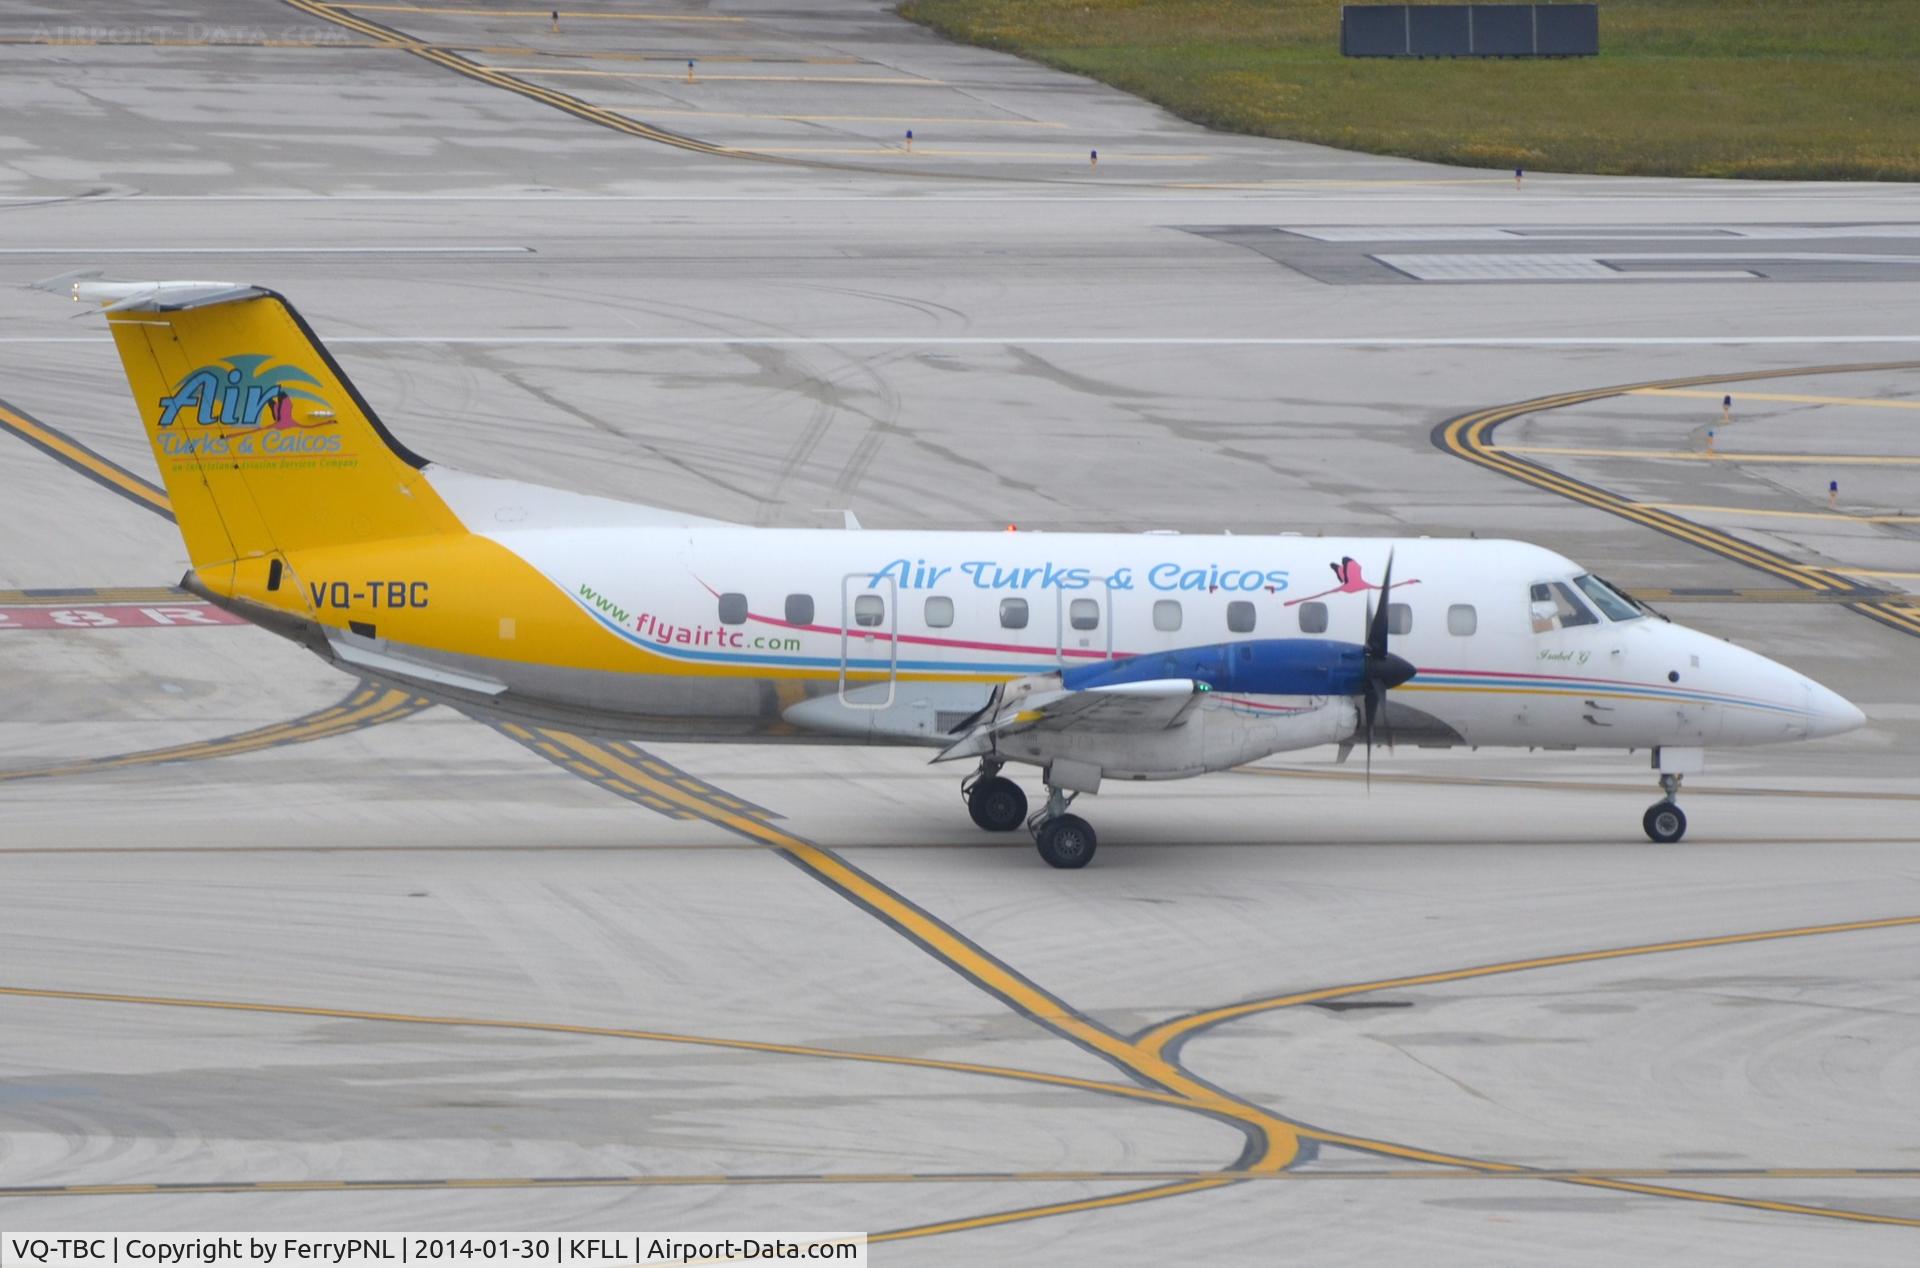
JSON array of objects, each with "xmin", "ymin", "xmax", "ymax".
[
  {"xmin": 1035, "ymin": 814, "xmax": 1098, "ymax": 869},
  {"xmin": 966, "ymin": 776, "xmax": 1028, "ymax": 832},
  {"xmin": 1643, "ymin": 802, "xmax": 1687, "ymax": 844}
]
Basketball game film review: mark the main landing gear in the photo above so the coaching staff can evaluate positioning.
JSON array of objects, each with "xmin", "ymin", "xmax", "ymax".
[
  {"xmin": 962, "ymin": 764, "xmax": 1096, "ymax": 868},
  {"xmin": 1029, "ymin": 786, "xmax": 1097, "ymax": 869},
  {"xmin": 962, "ymin": 762, "xmax": 1028, "ymax": 833},
  {"xmin": 1643, "ymin": 772, "xmax": 1688, "ymax": 844}
]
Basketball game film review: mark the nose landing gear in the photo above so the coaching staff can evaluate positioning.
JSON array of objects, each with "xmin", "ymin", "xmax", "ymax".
[{"xmin": 1643, "ymin": 772, "xmax": 1687, "ymax": 843}]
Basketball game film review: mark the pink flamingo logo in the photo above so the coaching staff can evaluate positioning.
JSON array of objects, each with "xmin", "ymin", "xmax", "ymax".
[{"xmin": 1285, "ymin": 556, "xmax": 1419, "ymax": 606}]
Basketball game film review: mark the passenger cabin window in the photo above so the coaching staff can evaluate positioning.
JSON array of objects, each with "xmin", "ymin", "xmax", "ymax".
[
  {"xmin": 924, "ymin": 596, "xmax": 954, "ymax": 628},
  {"xmin": 1530, "ymin": 581, "xmax": 1597, "ymax": 632},
  {"xmin": 785, "ymin": 593, "xmax": 814, "ymax": 626},
  {"xmin": 1226, "ymin": 601, "xmax": 1256, "ymax": 634},
  {"xmin": 717, "ymin": 592, "xmax": 748, "ymax": 625},
  {"xmin": 1573, "ymin": 573, "xmax": 1642, "ymax": 621},
  {"xmin": 1153, "ymin": 600, "xmax": 1183, "ymax": 632},
  {"xmin": 1069, "ymin": 598, "xmax": 1100, "ymax": 631},
  {"xmin": 1447, "ymin": 603, "xmax": 1477, "ymax": 636},
  {"xmin": 999, "ymin": 597, "xmax": 1029, "ymax": 630},
  {"xmin": 1386, "ymin": 603, "xmax": 1411, "ymax": 636},
  {"xmin": 1297, "ymin": 601, "xmax": 1328, "ymax": 635},
  {"xmin": 853, "ymin": 594, "xmax": 885, "ymax": 628}
]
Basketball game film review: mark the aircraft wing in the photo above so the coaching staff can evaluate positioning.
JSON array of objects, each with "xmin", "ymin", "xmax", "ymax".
[{"xmin": 936, "ymin": 678, "xmax": 1207, "ymax": 761}]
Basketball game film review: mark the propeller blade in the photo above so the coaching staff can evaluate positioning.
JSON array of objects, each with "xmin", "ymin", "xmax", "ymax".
[
  {"xmin": 1363, "ymin": 682, "xmax": 1376, "ymax": 791},
  {"xmin": 1367, "ymin": 549, "xmax": 1395, "ymax": 658}
]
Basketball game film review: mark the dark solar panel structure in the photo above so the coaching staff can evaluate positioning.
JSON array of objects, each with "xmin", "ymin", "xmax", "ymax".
[{"xmin": 1341, "ymin": 5, "xmax": 1599, "ymax": 57}]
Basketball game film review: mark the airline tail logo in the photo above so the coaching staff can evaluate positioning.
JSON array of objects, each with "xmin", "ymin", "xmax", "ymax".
[{"xmin": 156, "ymin": 354, "xmax": 332, "ymax": 432}]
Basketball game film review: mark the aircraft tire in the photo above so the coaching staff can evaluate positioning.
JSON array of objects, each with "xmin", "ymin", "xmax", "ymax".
[
  {"xmin": 1036, "ymin": 814, "xmax": 1097, "ymax": 869},
  {"xmin": 967, "ymin": 776, "xmax": 1028, "ymax": 832},
  {"xmin": 1643, "ymin": 802, "xmax": 1687, "ymax": 844}
]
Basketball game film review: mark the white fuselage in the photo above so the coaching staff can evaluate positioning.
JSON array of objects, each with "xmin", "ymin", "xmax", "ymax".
[{"xmin": 349, "ymin": 468, "xmax": 1864, "ymax": 777}]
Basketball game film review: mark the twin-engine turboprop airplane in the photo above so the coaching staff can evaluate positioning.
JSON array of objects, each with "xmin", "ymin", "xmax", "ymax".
[{"xmin": 49, "ymin": 276, "xmax": 1866, "ymax": 867}]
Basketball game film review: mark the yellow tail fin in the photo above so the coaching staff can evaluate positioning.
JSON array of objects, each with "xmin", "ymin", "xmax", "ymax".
[{"xmin": 93, "ymin": 282, "xmax": 465, "ymax": 600}]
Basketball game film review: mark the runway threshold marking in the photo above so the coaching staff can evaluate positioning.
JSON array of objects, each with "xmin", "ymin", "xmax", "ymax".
[
  {"xmin": 0, "ymin": 682, "xmax": 429, "ymax": 783},
  {"xmin": 1431, "ymin": 361, "xmax": 1920, "ymax": 641},
  {"xmin": 0, "ymin": 397, "xmax": 172, "ymax": 521}
]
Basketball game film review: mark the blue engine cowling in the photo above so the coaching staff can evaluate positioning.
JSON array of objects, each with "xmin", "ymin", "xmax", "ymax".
[{"xmin": 1061, "ymin": 639, "xmax": 1377, "ymax": 697}]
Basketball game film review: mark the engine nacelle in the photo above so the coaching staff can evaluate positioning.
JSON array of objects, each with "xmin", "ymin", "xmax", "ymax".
[{"xmin": 991, "ymin": 695, "xmax": 1358, "ymax": 782}]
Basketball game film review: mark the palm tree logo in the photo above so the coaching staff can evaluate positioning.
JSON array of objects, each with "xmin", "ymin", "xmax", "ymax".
[{"xmin": 155, "ymin": 355, "xmax": 330, "ymax": 431}]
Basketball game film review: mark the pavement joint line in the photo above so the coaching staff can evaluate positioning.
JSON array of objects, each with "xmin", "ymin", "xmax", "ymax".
[
  {"xmin": 1235, "ymin": 766, "xmax": 1920, "ymax": 801},
  {"xmin": 14, "ymin": 1165, "xmax": 1916, "ymax": 1200}
]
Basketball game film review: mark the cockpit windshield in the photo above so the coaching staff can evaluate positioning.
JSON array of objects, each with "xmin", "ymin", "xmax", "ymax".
[{"xmin": 1572, "ymin": 573, "xmax": 1643, "ymax": 621}]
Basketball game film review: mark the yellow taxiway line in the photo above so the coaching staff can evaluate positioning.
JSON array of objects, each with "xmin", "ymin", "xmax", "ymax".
[
  {"xmin": 624, "ymin": 109, "xmax": 1066, "ymax": 128},
  {"xmin": 534, "ymin": 730, "xmax": 1307, "ymax": 1175},
  {"xmin": 1488, "ymin": 444, "xmax": 1920, "ymax": 465},
  {"xmin": 0, "ymin": 398, "xmax": 172, "ymax": 520},
  {"xmin": 323, "ymin": 4, "xmax": 747, "ymax": 21},
  {"xmin": 1137, "ymin": 914, "xmax": 1920, "ymax": 1062},
  {"xmin": 1640, "ymin": 502, "xmax": 1920, "ymax": 524},
  {"xmin": 1434, "ymin": 361, "xmax": 1920, "ymax": 641},
  {"xmin": 1629, "ymin": 387, "xmax": 1920, "ymax": 410},
  {"xmin": 496, "ymin": 66, "xmax": 942, "ymax": 85},
  {"xmin": 746, "ymin": 147, "xmax": 1206, "ymax": 160},
  {"xmin": 0, "ymin": 683, "xmax": 428, "ymax": 783}
]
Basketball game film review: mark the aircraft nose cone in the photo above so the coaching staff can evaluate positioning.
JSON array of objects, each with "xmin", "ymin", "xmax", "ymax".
[
  {"xmin": 1373, "ymin": 651, "xmax": 1417, "ymax": 690},
  {"xmin": 1806, "ymin": 680, "xmax": 1867, "ymax": 739}
]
